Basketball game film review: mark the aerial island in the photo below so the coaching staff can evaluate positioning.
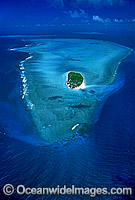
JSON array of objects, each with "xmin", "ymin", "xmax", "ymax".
[
  {"xmin": 17, "ymin": 39, "xmax": 132, "ymax": 143},
  {"xmin": 66, "ymin": 71, "xmax": 85, "ymax": 89}
]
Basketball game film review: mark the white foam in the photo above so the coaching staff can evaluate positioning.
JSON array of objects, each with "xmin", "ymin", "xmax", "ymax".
[
  {"xmin": 25, "ymin": 56, "xmax": 33, "ymax": 60},
  {"xmin": 27, "ymin": 101, "xmax": 35, "ymax": 110},
  {"xmin": 20, "ymin": 66, "xmax": 24, "ymax": 70},
  {"xmin": 72, "ymin": 124, "xmax": 80, "ymax": 130},
  {"xmin": 22, "ymin": 77, "xmax": 27, "ymax": 83}
]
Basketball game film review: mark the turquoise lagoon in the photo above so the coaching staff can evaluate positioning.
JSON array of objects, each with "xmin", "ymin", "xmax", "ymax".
[{"xmin": 13, "ymin": 39, "xmax": 132, "ymax": 143}]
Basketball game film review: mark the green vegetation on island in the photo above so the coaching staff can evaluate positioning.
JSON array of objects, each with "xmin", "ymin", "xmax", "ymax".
[{"xmin": 66, "ymin": 72, "xmax": 84, "ymax": 89}]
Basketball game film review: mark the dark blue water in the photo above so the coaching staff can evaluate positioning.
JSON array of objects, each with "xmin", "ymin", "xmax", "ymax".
[{"xmin": 0, "ymin": 34, "xmax": 135, "ymax": 200}]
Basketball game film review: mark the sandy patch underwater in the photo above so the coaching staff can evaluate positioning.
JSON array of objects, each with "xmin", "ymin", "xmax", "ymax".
[{"xmin": 11, "ymin": 39, "xmax": 132, "ymax": 143}]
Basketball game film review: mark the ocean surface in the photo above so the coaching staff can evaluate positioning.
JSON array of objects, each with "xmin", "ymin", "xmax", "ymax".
[{"xmin": 0, "ymin": 32, "xmax": 135, "ymax": 199}]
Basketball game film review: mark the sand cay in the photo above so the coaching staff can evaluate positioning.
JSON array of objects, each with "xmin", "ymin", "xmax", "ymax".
[{"xmin": 15, "ymin": 39, "xmax": 132, "ymax": 143}]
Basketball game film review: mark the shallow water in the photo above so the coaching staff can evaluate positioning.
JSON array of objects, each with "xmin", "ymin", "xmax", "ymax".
[
  {"xmin": 10, "ymin": 39, "xmax": 132, "ymax": 143},
  {"xmin": 0, "ymin": 36, "xmax": 135, "ymax": 199}
]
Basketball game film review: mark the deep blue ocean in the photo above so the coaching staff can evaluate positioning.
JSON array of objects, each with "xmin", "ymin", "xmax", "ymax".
[{"xmin": 0, "ymin": 32, "xmax": 135, "ymax": 200}]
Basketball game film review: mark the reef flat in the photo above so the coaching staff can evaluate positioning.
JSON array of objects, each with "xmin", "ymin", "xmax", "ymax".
[{"xmin": 14, "ymin": 39, "xmax": 132, "ymax": 142}]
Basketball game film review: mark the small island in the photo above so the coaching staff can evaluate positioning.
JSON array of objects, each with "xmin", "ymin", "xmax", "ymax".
[{"xmin": 66, "ymin": 71, "xmax": 85, "ymax": 89}]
